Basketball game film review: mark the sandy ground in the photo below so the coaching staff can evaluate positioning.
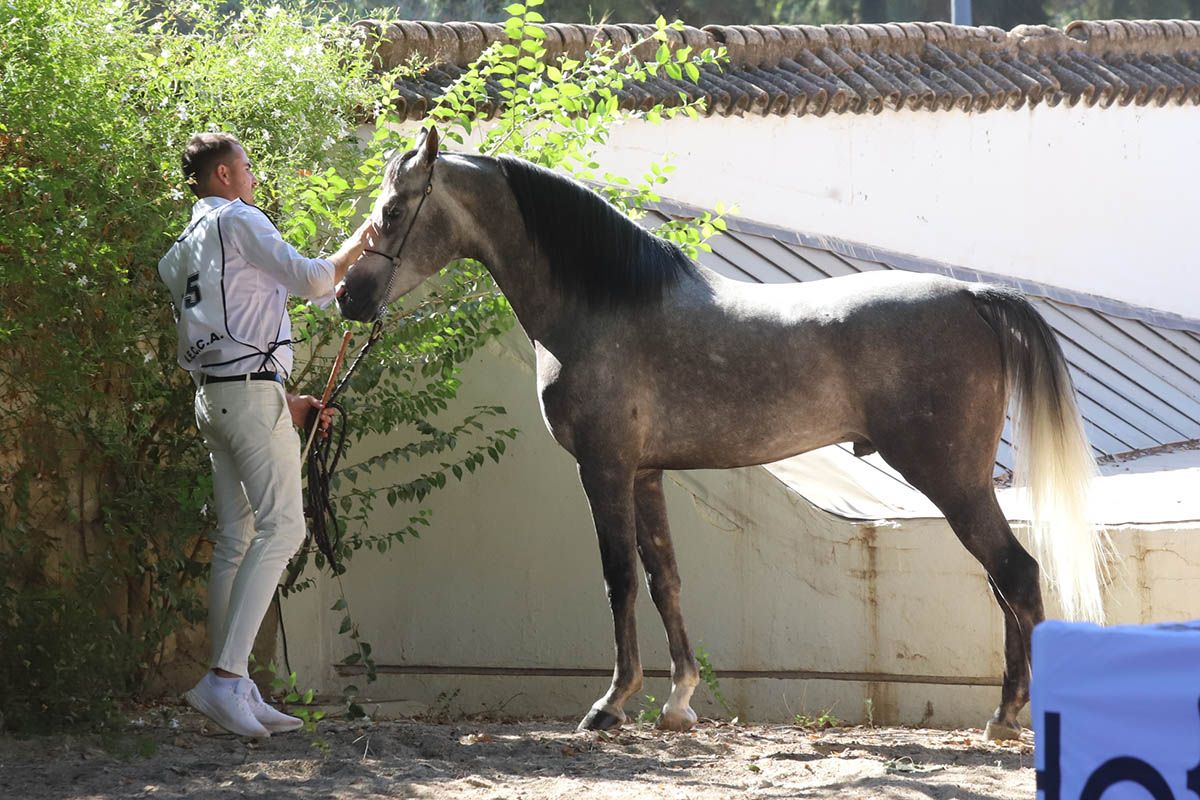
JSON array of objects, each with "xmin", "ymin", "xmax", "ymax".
[{"xmin": 0, "ymin": 707, "xmax": 1035, "ymax": 799}]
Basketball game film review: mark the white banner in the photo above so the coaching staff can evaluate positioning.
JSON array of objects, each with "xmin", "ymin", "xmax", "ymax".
[{"xmin": 1033, "ymin": 620, "xmax": 1200, "ymax": 800}]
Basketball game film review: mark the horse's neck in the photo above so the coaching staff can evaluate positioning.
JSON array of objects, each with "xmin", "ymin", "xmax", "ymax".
[{"xmin": 456, "ymin": 158, "xmax": 569, "ymax": 345}]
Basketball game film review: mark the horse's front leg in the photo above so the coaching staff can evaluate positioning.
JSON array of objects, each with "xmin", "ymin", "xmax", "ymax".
[
  {"xmin": 635, "ymin": 469, "xmax": 700, "ymax": 732},
  {"xmin": 576, "ymin": 459, "xmax": 642, "ymax": 732}
]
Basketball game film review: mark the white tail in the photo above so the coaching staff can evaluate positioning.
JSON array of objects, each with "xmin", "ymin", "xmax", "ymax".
[{"xmin": 974, "ymin": 287, "xmax": 1108, "ymax": 623}]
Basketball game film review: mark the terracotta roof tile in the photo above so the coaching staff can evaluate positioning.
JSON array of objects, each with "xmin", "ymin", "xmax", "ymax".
[{"xmin": 353, "ymin": 18, "xmax": 1200, "ymax": 117}]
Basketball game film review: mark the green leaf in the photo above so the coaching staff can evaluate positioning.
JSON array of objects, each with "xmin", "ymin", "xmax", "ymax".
[
  {"xmin": 338, "ymin": 615, "xmax": 352, "ymax": 634},
  {"xmin": 504, "ymin": 3, "xmax": 526, "ymax": 14}
]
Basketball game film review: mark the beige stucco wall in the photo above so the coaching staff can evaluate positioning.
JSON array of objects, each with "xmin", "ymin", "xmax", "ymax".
[{"xmin": 281, "ymin": 329, "xmax": 1200, "ymax": 729}]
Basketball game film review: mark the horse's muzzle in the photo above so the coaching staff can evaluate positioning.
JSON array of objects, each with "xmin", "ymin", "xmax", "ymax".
[{"xmin": 335, "ymin": 287, "xmax": 376, "ymax": 322}]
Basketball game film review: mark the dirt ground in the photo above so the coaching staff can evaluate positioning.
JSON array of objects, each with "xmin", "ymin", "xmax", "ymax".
[{"xmin": 0, "ymin": 707, "xmax": 1035, "ymax": 799}]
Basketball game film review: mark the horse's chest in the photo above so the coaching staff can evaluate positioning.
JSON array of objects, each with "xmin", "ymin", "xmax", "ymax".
[{"xmin": 534, "ymin": 346, "xmax": 578, "ymax": 454}]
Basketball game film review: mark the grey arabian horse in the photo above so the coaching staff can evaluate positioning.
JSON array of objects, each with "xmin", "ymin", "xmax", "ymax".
[{"xmin": 338, "ymin": 128, "xmax": 1105, "ymax": 741}]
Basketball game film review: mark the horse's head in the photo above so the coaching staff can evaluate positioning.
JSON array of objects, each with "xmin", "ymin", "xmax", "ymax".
[{"xmin": 337, "ymin": 127, "xmax": 446, "ymax": 322}]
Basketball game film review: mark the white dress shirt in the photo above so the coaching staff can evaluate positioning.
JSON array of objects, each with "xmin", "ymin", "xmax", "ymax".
[{"xmin": 158, "ymin": 197, "xmax": 335, "ymax": 379}]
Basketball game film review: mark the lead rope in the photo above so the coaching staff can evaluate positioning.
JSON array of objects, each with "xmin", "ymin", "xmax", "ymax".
[
  {"xmin": 303, "ymin": 316, "xmax": 387, "ymax": 574},
  {"xmin": 301, "ymin": 173, "xmax": 431, "ymax": 573}
]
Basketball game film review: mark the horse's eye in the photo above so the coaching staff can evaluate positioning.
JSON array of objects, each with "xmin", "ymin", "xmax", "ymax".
[{"xmin": 385, "ymin": 202, "xmax": 404, "ymax": 220}]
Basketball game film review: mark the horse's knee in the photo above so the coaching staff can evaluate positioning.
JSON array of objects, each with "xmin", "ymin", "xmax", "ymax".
[
  {"xmin": 603, "ymin": 569, "xmax": 639, "ymax": 605},
  {"xmin": 645, "ymin": 570, "xmax": 680, "ymax": 604}
]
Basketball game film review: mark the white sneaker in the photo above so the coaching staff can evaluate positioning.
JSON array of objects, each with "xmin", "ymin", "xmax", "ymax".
[
  {"xmin": 184, "ymin": 672, "xmax": 270, "ymax": 738},
  {"xmin": 244, "ymin": 679, "xmax": 305, "ymax": 733}
]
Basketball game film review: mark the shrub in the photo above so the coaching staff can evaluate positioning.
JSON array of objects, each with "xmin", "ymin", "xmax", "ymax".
[{"xmin": 0, "ymin": 0, "xmax": 418, "ymax": 731}]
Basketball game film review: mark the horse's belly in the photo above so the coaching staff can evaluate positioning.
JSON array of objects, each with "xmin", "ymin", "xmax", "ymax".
[{"xmin": 642, "ymin": 395, "xmax": 860, "ymax": 470}]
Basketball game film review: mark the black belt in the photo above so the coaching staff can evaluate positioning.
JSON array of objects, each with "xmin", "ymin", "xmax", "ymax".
[{"xmin": 199, "ymin": 371, "xmax": 282, "ymax": 385}]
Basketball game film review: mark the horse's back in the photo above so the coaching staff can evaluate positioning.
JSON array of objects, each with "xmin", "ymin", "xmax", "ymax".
[{"xmin": 706, "ymin": 268, "xmax": 973, "ymax": 322}]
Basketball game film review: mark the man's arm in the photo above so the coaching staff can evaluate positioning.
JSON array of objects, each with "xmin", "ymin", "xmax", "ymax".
[{"xmin": 228, "ymin": 206, "xmax": 370, "ymax": 301}]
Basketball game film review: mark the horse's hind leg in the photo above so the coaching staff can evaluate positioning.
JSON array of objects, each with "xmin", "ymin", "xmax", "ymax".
[
  {"xmin": 874, "ymin": 437, "xmax": 1043, "ymax": 740},
  {"xmin": 634, "ymin": 469, "xmax": 700, "ymax": 731},
  {"xmin": 942, "ymin": 494, "xmax": 1043, "ymax": 740},
  {"xmin": 576, "ymin": 460, "xmax": 643, "ymax": 732}
]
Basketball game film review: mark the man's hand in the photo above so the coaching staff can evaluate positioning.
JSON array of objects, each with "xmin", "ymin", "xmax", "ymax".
[
  {"xmin": 329, "ymin": 218, "xmax": 376, "ymax": 282},
  {"xmin": 286, "ymin": 393, "xmax": 335, "ymax": 438}
]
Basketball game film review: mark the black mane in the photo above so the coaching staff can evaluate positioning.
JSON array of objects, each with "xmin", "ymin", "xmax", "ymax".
[{"xmin": 497, "ymin": 156, "xmax": 694, "ymax": 308}]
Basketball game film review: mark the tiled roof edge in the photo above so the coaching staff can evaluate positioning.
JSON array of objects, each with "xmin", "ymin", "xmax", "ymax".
[
  {"xmin": 647, "ymin": 195, "xmax": 1200, "ymax": 334},
  {"xmin": 353, "ymin": 19, "xmax": 1200, "ymax": 69},
  {"xmin": 358, "ymin": 18, "xmax": 1200, "ymax": 116}
]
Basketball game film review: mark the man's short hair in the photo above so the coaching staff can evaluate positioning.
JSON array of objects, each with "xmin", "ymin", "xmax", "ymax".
[{"xmin": 182, "ymin": 133, "xmax": 241, "ymax": 197}]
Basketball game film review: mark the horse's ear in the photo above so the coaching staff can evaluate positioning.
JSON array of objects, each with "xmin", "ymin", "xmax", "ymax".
[{"xmin": 417, "ymin": 126, "xmax": 440, "ymax": 166}]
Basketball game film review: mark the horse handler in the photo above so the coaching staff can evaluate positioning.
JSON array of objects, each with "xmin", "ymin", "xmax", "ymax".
[{"xmin": 157, "ymin": 132, "xmax": 372, "ymax": 737}]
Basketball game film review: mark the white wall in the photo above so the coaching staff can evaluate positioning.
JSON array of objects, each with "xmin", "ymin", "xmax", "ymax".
[{"xmin": 592, "ymin": 106, "xmax": 1200, "ymax": 318}]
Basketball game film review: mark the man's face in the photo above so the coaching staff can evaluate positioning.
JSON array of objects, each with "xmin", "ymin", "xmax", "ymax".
[
  {"xmin": 212, "ymin": 144, "xmax": 257, "ymax": 204},
  {"xmin": 225, "ymin": 145, "xmax": 257, "ymax": 204}
]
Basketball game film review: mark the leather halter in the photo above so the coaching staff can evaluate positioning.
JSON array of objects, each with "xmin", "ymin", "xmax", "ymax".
[{"xmin": 360, "ymin": 163, "xmax": 435, "ymax": 319}]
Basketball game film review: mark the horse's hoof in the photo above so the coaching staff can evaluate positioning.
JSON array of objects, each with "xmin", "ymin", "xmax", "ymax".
[
  {"xmin": 577, "ymin": 708, "xmax": 624, "ymax": 732},
  {"xmin": 655, "ymin": 706, "xmax": 697, "ymax": 732},
  {"xmin": 984, "ymin": 719, "xmax": 1022, "ymax": 741}
]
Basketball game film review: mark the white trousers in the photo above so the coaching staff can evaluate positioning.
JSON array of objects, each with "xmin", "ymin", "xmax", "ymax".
[{"xmin": 194, "ymin": 380, "xmax": 306, "ymax": 676}]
